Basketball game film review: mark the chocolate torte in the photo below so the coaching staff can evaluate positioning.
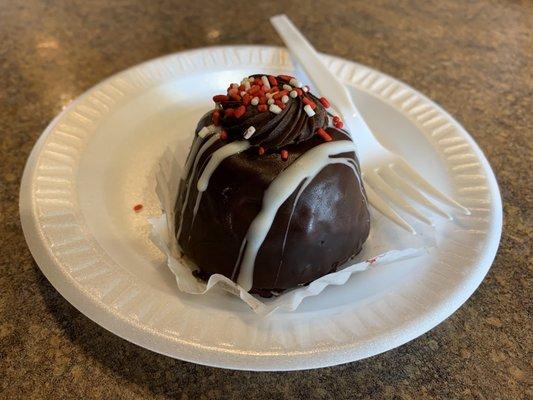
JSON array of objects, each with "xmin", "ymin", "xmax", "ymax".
[{"xmin": 175, "ymin": 74, "xmax": 370, "ymax": 295}]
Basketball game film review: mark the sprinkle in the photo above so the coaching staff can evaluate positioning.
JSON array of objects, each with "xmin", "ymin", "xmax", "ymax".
[
  {"xmin": 244, "ymin": 126, "xmax": 256, "ymax": 139},
  {"xmin": 303, "ymin": 104, "xmax": 315, "ymax": 117},
  {"xmin": 251, "ymin": 97, "xmax": 259, "ymax": 106},
  {"xmin": 242, "ymin": 94, "xmax": 252, "ymax": 106},
  {"xmin": 133, "ymin": 204, "xmax": 143, "ymax": 212},
  {"xmin": 213, "ymin": 94, "xmax": 229, "ymax": 102},
  {"xmin": 269, "ymin": 104, "xmax": 282, "ymax": 114},
  {"xmin": 249, "ymin": 86, "xmax": 261, "ymax": 95},
  {"xmin": 198, "ymin": 126, "xmax": 210, "ymax": 138},
  {"xmin": 282, "ymin": 95, "xmax": 289, "ymax": 103},
  {"xmin": 265, "ymin": 92, "xmax": 274, "ymax": 99},
  {"xmin": 319, "ymin": 97, "xmax": 331, "ymax": 108},
  {"xmin": 219, "ymin": 130, "xmax": 228, "ymax": 140},
  {"xmin": 258, "ymin": 104, "xmax": 268, "ymax": 112},
  {"xmin": 268, "ymin": 75, "xmax": 278, "ymax": 87},
  {"xmin": 240, "ymin": 91, "xmax": 246, "ymax": 97},
  {"xmin": 239, "ymin": 84, "xmax": 245, "ymax": 91},
  {"xmin": 289, "ymin": 78, "xmax": 302, "ymax": 88},
  {"xmin": 234, "ymin": 105, "xmax": 246, "ymax": 118},
  {"xmin": 261, "ymin": 75, "xmax": 271, "ymax": 89},
  {"xmin": 289, "ymin": 90, "xmax": 298, "ymax": 98},
  {"xmin": 267, "ymin": 98, "xmax": 275, "ymax": 105},
  {"xmin": 334, "ymin": 120, "xmax": 344, "ymax": 129},
  {"xmin": 333, "ymin": 115, "xmax": 341, "ymax": 122},
  {"xmin": 258, "ymin": 146, "xmax": 266, "ymax": 155},
  {"xmin": 244, "ymin": 81, "xmax": 251, "ymax": 91},
  {"xmin": 295, "ymin": 88, "xmax": 303, "ymax": 96},
  {"xmin": 259, "ymin": 95, "xmax": 267, "ymax": 104},
  {"xmin": 282, "ymin": 84, "xmax": 293, "ymax": 91},
  {"xmin": 273, "ymin": 90, "xmax": 288, "ymax": 99},
  {"xmin": 212, "ymin": 110, "xmax": 221, "ymax": 125},
  {"xmin": 268, "ymin": 86, "xmax": 280, "ymax": 93},
  {"xmin": 316, "ymin": 128, "xmax": 333, "ymax": 142},
  {"xmin": 278, "ymin": 74, "xmax": 294, "ymax": 81},
  {"xmin": 303, "ymin": 86, "xmax": 309, "ymax": 92},
  {"xmin": 280, "ymin": 149, "xmax": 289, "ymax": 160},
  {"xmin": 275, "ymin": 99, "xmax": 285, "ymax": 109},
  {"xmin": 230, "ymin": 83, "xmax": 239, "ymax": 89},
  {"xmin": 224, "ymin": 108, "xmax": 235, "ymax": 118},
  {"xmin": 302, "ymin": 96, "xmax": 317, "ymax": 109}
]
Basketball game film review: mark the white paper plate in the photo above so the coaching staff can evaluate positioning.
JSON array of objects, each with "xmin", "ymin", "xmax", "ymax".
[{"xmin": 20, "ymin": 45, "xmax": 502, "ymax": 371}]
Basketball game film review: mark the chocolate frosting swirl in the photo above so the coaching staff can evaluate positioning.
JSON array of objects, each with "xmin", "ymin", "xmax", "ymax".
[{"xmin": 219, "ymin": 76, "xmax": 328, "ymax": 150}]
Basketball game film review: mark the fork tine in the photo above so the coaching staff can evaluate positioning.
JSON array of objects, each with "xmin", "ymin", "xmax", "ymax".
[
  {"xmin": 363, "ymin": 178, "xmax": 416, "ymax": 234},
  {"xmin": 394, "ymin": 160, "xmax": 471, "ymax": 215},
  {"xmin": 380, "ymin": 167, "xmax": 453, "ymax": 220},
  {"xmin": 368, "ymin": 170, "xmax": 434, "ymax": 226}
]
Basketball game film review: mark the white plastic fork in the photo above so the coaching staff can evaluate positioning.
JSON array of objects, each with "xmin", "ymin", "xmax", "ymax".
[{"xmin": 270, "ymin": 14, "xmax": 470, "ymax": 234}]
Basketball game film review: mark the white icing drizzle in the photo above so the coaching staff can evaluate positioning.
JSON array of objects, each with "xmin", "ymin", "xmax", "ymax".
[
  {"xmin": 234, "ymin": 140, "xmax": 361, "ymax": 291},
  {"xmin": 197, "ymin": 141, "xmax": 250, "ymax": 191},
  {"xmin": 177, "ymin": 139, "xmax": 250, "ymax": 241},
  {"xmin": 176, "ymin": 134, "xmax": 220, "ymax": 239}
]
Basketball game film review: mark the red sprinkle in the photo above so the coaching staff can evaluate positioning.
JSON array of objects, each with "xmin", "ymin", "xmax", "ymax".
[
  {"xmin": 302, "ymin": 96, "xmax": 317, "ymax": 109},
  {"xmin": 258, "ymin": 146, "xmax": 266, "ymax": 155},
  {"xmin": 133, "ymin": 204, "xmax": 143, "ymax": 212},
  {"xmin": 254, "ymin": 78, "xmax": 262, "ymax": 85},
  {"xmin": 259, "ymin": 95, "xmax": 267, "ymax": 105},
  {"xmin": 273, "ymin": 90, "xmax": 288, "ymax": 100},
  {"xmin": 268, "ymin": 75, "xmax": 278, "ymax": 87},
  {"xmin": 280, "ymin": 149, "xmax": 289, "ymax": 161},
  {"xmin": 228, "ymin": 88, "xmax": 239, "ymax": 96},
  {"xmin": 219, "ymin": 130, "xmax": 228, "ymax": 140},
  {"xmin": 278, "ymin": 74, "xmax": 294, "ymax": 82},
  {"xmin": 249, "ymin": 86, "xmax": 261, "ymax": 95},
  {"xmin": 224, "ymin": 108, "xmax": 235, "ymax": 118},
  {"xmin": 295, "ymin": 88, "xmax": 303, "ymax": 96},
  {"xmin": 332, "ymin": 115, "xmax": 341, "ymax": 122},
  {"xmin": 212, "ymin": 110, "xmax": 220, "ymax": 126},
  {"xmin": 334, "ymin": 120, "xmax": 344, "ymax": 129},
  {"xmin": 242, "ymin": 94, "xmax": 251, "ymax": 106},
  {"xmin": 316, "ymin": 128, "xmax": 333, "ymax": 142},
  {"xmin": 268, "ymin": 86, "xmax": 280, "ymax": 94},
  {"xmin": 275, "ymin": 99, "xmax": 285, "ymax": 109},
  {"xmin": 319, "ymin": 97, "xmax": 331, "ymax": 108},
  {"xmin": 257, "ymin": 104, "xmax": 268, "ymax": 112},
  {"xmin": 234, "ymin": 105, "xmax": 246, "ymax": 118},
  {"xmin": 213, "ymin": 94, "xmax": 229, "ymax": 102},
  {"xmin": 238, "ymin": 84, "xmax": 245, "ymax": 91}
]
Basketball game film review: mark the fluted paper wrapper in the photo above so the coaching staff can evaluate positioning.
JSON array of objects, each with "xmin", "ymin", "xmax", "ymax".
[{"xmin": 149, "ymin": 147, "xmax": 435, "ymax": 316}]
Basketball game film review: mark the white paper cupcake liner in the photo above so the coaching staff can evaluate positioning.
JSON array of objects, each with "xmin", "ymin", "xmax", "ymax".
[{"xmin": 149, "ymin": 146, "xmax": 435, "ymax": 316}]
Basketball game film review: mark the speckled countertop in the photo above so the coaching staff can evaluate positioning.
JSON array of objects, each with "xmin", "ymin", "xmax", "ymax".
[{"xmin": 1, "ymin": 0, "xmax": 531, "ymax": 398}]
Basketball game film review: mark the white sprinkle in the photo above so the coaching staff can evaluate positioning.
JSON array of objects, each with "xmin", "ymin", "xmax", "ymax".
[
  {"xmin": 282, "ymin": 95, "xmax": 289, "ymax": 104},
  {"xmin": 198, "ymin": 126, "xmax": 210, "ymax": 138},
  {"xmin": 304, "ymin": 104, "xmax": 315, "ymax": 117},
  {"xmin": 240, "ymin": 91, "xmax": 246, "ymax": 97},
  {"xmin": 265, "ymin": 92, "xmax": 273, "ymax": 99},
  {"xmin": 289, "ymin": 78, "xmax": 302, "ymax": 88},
  {"xmin": 244, "ymin": 81, "xmax": 251, "ymax": 90},
  {"xmin": 248, "ymin": 76, "xmax": 255, "ymax": 82},
  {"xmin": 289, "ymin": 90, "xmax": 298, "ymax": 98},
  {"xmin": 267, "ymin": 98, "xmax": 275, "ymax": 105},
  {"xmin": 269, "ymin": 104, "xmax": 282, "ymax": 114},
  {"xmin": 303, "ymin": 85, "xmax": 309, "ymax": 92},
  {"xmin": 282, "ymin": 84, "xmax": 292, "ymax": 91},
  {"xmin": 231, "ymin": 83, "xmax": 239, "ymax": 88},
  {"xmin": 251, "ymin": 97, "xmax": 259, "ymax": 106},
  {"xmin": 261, "ymin": 75, "xmax": 271, "ymax": 89},
  {"xmin": 244, "ymin": 126, "xmax": 256, "ymax": 139}
]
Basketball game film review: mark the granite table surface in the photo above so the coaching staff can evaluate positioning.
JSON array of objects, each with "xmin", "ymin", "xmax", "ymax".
[{"xmin": 1, "ymin": 0, "xmax": 531, "ymax": 398}]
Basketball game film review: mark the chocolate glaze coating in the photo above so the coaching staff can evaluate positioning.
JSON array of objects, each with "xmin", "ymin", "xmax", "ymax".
[{"xmin": 175, "ymin": 113, "xmax": 370, "ymax": 294}]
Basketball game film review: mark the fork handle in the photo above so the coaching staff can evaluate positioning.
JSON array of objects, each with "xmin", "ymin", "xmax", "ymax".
[{"xmin": 270, "ymin": 15, "xmax": 381, "ymax": 156}]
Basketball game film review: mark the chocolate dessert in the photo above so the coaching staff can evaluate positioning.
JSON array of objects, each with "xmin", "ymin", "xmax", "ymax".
[{"xmin": 175, "ymin": 74, "xmax": 370, "ymax": 295}]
